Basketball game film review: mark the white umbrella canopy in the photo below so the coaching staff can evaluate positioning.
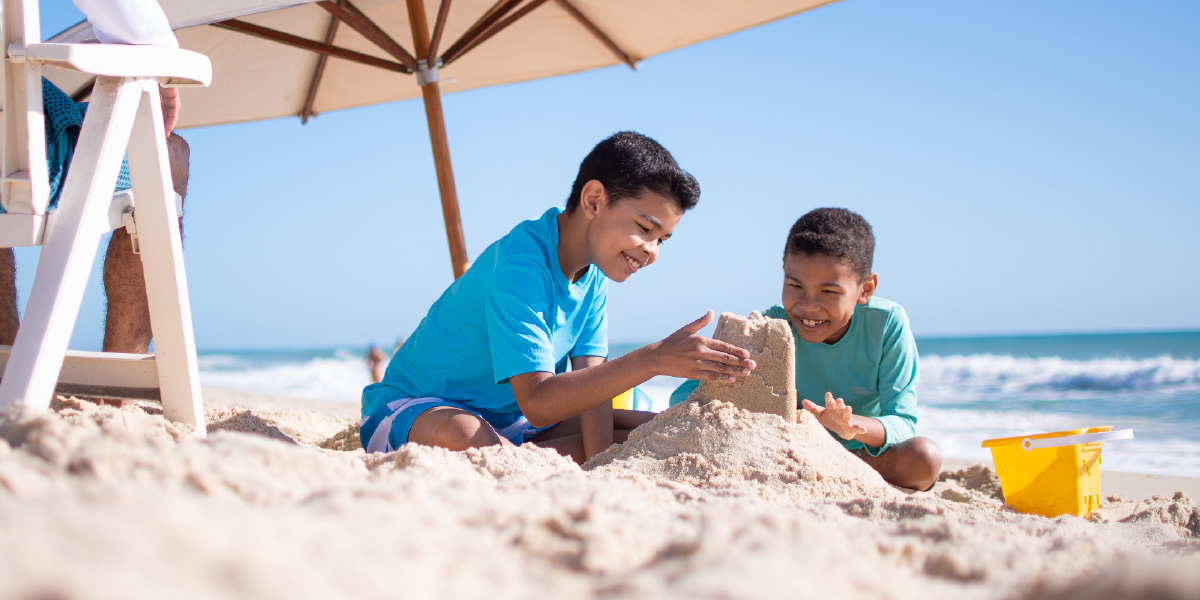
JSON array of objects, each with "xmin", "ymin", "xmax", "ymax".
[
  {"xmin": 51, "ymin": 0, "xmax": 837, "ymax": 127},
  {"xmin": 48, "ymin": 0, "xmax": 840, "ymax": 275}
]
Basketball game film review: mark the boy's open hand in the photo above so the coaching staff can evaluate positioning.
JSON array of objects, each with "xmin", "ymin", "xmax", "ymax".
[
  {"xmin": 801, "ymin": 392, "xmax": 868, "ymax": 440},
  {"xmin": 651, "ymin": 311, "xmax": 756, "ymax": 382}
]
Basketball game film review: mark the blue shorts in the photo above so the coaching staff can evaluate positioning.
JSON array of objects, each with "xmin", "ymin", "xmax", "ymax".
[
  {"xmin": 360, "ymin": 397, "xmax": 551, "ymax": 453},
  {"xmin": 6, "ymin": 78, "xmax": 133, "ymax": 214}
]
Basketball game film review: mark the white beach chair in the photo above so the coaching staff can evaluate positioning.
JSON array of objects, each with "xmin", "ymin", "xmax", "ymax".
[{"xmin": 0, "ymin": 0, "xmax": 211, "ymax": 433}]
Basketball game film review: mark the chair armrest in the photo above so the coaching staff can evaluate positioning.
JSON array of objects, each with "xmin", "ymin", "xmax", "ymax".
[{"xmin": 21, "ymin": 43, "xmax": 211, "ymax": 87}]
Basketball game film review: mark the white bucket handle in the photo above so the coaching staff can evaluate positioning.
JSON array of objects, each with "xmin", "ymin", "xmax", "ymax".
[{"xmin": 1021, "ymin": 429, "xmax": 1134, "ymax": 451}]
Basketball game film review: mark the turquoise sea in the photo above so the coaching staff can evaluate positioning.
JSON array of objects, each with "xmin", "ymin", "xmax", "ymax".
[{"xmin": 197, "ymin": 331, "xmax": 1200, "ymax": 477}]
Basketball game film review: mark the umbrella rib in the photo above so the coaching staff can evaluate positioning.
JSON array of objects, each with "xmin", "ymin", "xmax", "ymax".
[
  {"xmin": 554, "ymin": 0, "xmax": 637, "ymax": 69},
  {"xmin": 440, "ymin": 0, "xmax": 525, "ymax": 64},
  {"xmin": 317, "ymin": 0, "xmax": 419, "ymax": 71},
  {"xmin": 214, "ymin": 19, "xmax": 411, "ymax": 74},
  {"xmin": 428, "ymin": 0, "xmax": 453, "ymax": 61},
  {"xmin": 442, "ymin": 0, "xmax": 550, "ymax": 67},
  {"xmin": 301, "ymin": 3, "xmax": 344, "ymax": 123}
]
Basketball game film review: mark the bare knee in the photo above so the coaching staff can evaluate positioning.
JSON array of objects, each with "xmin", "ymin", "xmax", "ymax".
[
  {"xmin": 432, "ymin": 413, "xmax": 503, "ymax": 451},
  {"xmin": 902, "ymin": 436, "xmax": 943, "ymax": 490},
  {"xmin": 167, "ymin": 133, "xmax": 190, "ymax": 198},
  {"xmin": 866, "ymin": 436, "xmax": 943, "ymax": 491}
]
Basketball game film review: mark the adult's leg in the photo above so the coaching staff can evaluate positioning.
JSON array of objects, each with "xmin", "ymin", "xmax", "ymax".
[
  {"xmin": 102, "ymin": 133, "xmax": 189, "ymax": 353},
  {"xmin": 0, "ymin": 249, "xmax": 18, "ymax": 346},
  {"xmin": 408, "ymin": 406, "xmax": 510, "ymax": 451},
  {"xmin": 856, "ymin": 436, "xmax": 943, "ymax": 491}
]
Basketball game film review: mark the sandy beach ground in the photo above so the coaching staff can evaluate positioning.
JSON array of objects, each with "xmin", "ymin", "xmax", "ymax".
[{"xmin": 1, "ymin": 388, "xmax": 1197, "ymax": 599}]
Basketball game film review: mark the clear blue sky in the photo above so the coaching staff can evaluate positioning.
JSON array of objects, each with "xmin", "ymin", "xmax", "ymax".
[{"xmin": 34, "ymin": 0, "xmax": 1200, "ymax": 350}]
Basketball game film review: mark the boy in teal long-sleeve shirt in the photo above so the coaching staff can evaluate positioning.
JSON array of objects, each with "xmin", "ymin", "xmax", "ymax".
[{"xmin": 671, "ymin": 208, "xmax": 942, "ymax": 490}]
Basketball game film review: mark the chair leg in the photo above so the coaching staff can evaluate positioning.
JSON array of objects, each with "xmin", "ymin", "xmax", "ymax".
[
  {"xmin": 124, "ymin": 80, "xmax": 205, "ymax": 434},
  {"xmin": 0, "ymin": 78, "xmax": 140, "ymax": 411}
]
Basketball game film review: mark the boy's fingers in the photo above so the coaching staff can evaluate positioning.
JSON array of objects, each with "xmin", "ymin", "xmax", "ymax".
[
  {"xmin": 680, "ymin": 310, "xmax": 715, "ymax": 335},
  {"xmin": 702, "ymin": 339, "xmax": 752, "ymax": 361},
  {"xmin": 801, "ymin": 399, "xmax": 821, "ymax": 413},
  {"xmin": 697, "ymin": 370, "xmax": 737, "ymax": 382},
  {"xmin": 698, "ymin": 358, "xmax": 751, "ymax": 376},
  {"xmin": 701, "ymin": 349, "xmax": 755, "ymax": 373}
]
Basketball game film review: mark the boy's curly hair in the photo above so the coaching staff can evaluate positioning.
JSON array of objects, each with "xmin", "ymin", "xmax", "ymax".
[
  {"xmin": 784, "ymin": 208, "xmax": 875, "ymax": 279},
  {"xmin": 566, "ymin": 131, "xmax": 700, "ymax": 213}
]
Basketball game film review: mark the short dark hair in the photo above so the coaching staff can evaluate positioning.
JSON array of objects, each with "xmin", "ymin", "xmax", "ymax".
[
  {"xmin": 784, "ymin": 208, "xmax": 875, "ymax": 278},
  {"xmin": 565, "ymin": 131, "xmax": 700, "ymax": 214}
]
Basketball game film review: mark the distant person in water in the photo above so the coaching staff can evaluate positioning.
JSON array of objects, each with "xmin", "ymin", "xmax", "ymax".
[{"xmin": 366, "ymin": 339, "xmax": 404, "ymax": 384}]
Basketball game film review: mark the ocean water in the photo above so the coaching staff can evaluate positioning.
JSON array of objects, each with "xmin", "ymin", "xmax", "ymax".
[{"xmin": 198, "ymin": 331, "xmax": 1200, "ymax": 477}]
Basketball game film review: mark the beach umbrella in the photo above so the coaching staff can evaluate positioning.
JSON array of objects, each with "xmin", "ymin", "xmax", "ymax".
[{"xmin": 49, "ymin": 0, "xmax": 839, "ymax": 277}]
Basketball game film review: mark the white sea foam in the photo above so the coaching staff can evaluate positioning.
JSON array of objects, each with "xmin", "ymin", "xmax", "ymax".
[
  {"xmin": 199, "ymin": 353, "xmax": 370, "ymax": 403},
  {"xmin": 922, "ymin": 354, "xmax": 1200, "ymax": 397},
  {"xmin": 195, "ymin": 350, "xmax": 1200, "ymax": 476}
]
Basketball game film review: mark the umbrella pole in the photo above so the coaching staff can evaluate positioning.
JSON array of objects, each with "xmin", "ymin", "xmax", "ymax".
[{"xmin": 407, "ymin": 0, "xmax": 469, "ymax": 278}]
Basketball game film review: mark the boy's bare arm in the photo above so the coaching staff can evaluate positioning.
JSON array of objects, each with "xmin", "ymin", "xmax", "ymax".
[{"xmin": 510, "ymin": 311, "xmax": 756, "ymax": 428}]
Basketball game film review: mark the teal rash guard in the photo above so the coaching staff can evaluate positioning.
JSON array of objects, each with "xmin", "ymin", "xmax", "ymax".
[{"xmin": 670, "ymin": 297, "xmax": 919, "ymax": 456}]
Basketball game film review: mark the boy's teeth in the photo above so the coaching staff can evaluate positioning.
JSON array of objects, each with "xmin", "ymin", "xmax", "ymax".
[{"xmin": 802, "ymin": 319, "xmax": 823, "ymax": 327}]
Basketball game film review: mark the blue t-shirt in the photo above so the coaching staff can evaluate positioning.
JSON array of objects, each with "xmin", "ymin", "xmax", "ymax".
[
  {"xmin": 669, "ymin": 297, "xmax": 919, "ymax": 456},
  {"xmin": 362, "ymin": 207, "xmax": 609, "ymax": 418}
]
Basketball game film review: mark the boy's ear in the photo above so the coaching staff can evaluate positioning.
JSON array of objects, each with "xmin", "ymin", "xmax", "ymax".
[
  {"xmin": 579, "ymin": 180, "xmax": 606, "ymax": 220},
  {"xmin": 858, "ymin": 273, "xmax": 878, "ymax": 304}
]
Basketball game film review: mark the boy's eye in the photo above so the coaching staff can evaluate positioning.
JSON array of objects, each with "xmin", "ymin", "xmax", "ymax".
[{"xmin": 637, "ymin": 224, "xmax": 651, "ymax": 233}]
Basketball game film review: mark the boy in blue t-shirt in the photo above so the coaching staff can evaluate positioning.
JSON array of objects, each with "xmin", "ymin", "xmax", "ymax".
[
  {"xmin": 362, "ymin": 132, "xmax": 757, "ymax": 463},
  {"xmin": 670, "ymin": 208, "xmax": 942, "ymax": 490}
]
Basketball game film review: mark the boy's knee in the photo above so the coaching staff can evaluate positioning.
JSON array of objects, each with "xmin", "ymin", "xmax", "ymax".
[
  {"xmin": 434, "ymin": 413, "xmax": 502, "ymax": 451},
  {"xmin": 905, "ymin": 436, "xmax": 944, "ymax": 486}
]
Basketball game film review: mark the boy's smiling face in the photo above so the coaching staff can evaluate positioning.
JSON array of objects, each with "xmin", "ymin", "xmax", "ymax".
[
  {"xmin": 582, "ymin": 183, "xmax": 683, "ymax": 283},
  {"xmin": 781, "ymin": 252, "xmax": 877, "ymax": 344}
]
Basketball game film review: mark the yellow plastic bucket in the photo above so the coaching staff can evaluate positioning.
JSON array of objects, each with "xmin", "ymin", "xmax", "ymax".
[{"xmin": 981, "ymin": 427, "xmax": 1133, "ymax": 518}]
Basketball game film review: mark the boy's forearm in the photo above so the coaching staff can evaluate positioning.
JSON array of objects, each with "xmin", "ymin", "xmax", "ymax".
[
  {"xmin": 851, "ymin": 415, "xmax": 887, "ymax": 448},
  {"xmin": 514, "ymin": 346, "xmax": 658, "ymax": 427}
]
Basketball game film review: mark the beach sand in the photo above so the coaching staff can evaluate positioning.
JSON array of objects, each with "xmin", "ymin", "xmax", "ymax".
[{"xmin": 1, "ymin": 388, "xmax": 1197, "ymax": 599}]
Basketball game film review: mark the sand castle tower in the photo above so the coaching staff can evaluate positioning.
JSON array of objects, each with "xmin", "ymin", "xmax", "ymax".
[{"xmin": 688, "ymin": 311, "xmax": 797, "ymax": 422}]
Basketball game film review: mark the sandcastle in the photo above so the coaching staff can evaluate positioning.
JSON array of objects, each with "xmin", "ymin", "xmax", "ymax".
[{"xmin": 688, "ymin": 311, "xmax": 797, "ymax": 422}]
